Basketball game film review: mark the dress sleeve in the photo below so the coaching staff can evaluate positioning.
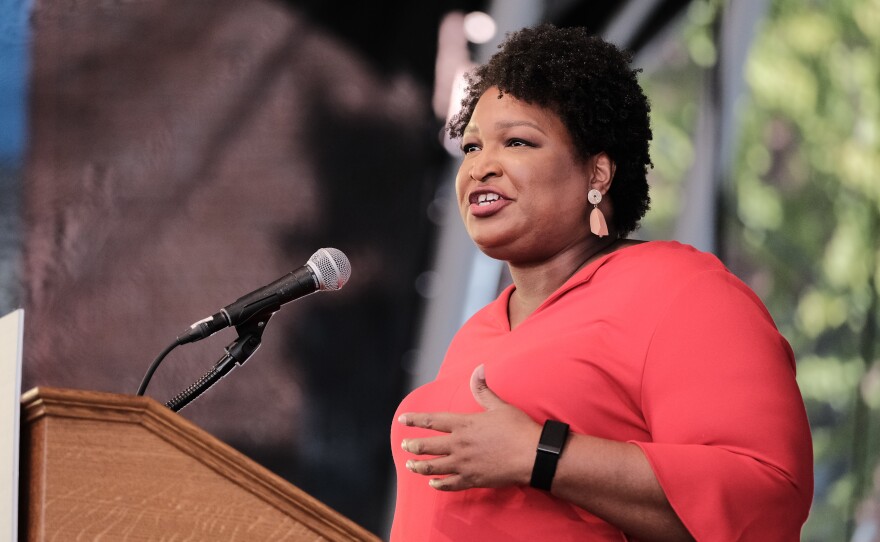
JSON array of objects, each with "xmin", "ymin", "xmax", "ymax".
[{"xmin": 632, "ymin": 270, "xmax": 813, "ymax": 541}]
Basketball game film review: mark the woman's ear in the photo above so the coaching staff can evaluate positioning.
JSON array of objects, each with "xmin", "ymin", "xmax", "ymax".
[{"xmin": 588, "ymin": 153, "xmax": 616, "ymax": 194}]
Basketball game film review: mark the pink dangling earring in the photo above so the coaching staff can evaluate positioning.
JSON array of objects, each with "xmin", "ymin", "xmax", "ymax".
[{"xmin": 588, "ymin": 189, "xmax": 609, "ymax": 237}]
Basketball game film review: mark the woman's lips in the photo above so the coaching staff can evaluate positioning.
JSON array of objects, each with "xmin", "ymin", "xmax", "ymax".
[{"xmin": 467, "ymin": 191, "xmax": 512, "ymax": 217}]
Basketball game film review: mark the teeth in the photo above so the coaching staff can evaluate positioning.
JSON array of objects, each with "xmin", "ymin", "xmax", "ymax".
[{"xmin": 476, "ymin": 193, "xmax": 501, "ymax": 206}]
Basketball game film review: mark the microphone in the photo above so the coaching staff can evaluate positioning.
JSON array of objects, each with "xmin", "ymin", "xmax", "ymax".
[{"xmin": 176, "ymin": 248, "xmax": 351, "ymax": 345}]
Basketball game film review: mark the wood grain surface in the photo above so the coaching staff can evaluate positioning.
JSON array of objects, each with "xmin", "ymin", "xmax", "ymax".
[{"xmin": 20, "ymin": 387, "xmax": 381, "ymax": 541}]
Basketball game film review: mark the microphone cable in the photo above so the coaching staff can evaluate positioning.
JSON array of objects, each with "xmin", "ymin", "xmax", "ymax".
[{"xmin": 136, "ymin": 338, "xmax": 179, "ymax": 396}]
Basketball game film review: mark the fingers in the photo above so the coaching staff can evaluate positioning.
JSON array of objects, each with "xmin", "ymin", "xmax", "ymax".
[
  {"xmin": 401, "ymin": 435, "xmax": 452, "ymax": 456},
  {"xmin": 429, "ymin": 475, "xmax": 465, "ymax": 491},
  {"xmin": 396, "ymin": 365, "xmax": 517, "ymax": 493},
  {"xmin": 402, "ymin": 439, "xmax": 472, "ymax": 492},
  {"xmin": 470, "ymin": 364, "xmax": 506, "ymax": 411},
  {"xmin": 398, "ymin": 364, "xmax": 505, "ymax": 432},
  {"xmin": 429, "ymin": 475, "xmax": 469, "ymax": 491},
  {"xmin": 397, "ymin": 411, "xmax": 460, "ymax": 433},
  {"xmin": 405, "ymin": 456, "xmax": 457, "ymax": 477},
  {"xmin": 405, "ymin": 461, "xmax": 469, "ymax": 492}
]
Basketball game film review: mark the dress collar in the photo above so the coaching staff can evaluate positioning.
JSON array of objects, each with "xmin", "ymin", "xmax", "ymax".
[{"xmin": 488, "ymin": 240, "xmax": 658, "ymax": 331}]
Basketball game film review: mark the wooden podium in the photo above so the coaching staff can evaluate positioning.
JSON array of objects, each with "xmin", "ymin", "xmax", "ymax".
[{"xmin": 19, "ymin": 387, "xmax": 382, "ymax": 541}]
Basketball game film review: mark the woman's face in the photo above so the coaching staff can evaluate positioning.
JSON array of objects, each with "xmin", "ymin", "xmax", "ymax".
[{"xmin": 455, "ymin": 87, "xmax": 599, "ymax": 264}]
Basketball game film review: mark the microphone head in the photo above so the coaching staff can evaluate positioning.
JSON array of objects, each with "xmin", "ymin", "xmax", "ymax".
[{"xmin": 307, "ymin": 248, "xmax": 351, "ymax": 291}]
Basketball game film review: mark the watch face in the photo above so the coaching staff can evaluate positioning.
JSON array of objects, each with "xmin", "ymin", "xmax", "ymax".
[{"xmin": 537, "ymin": 420, "xmax": 569, "ymax": 455}]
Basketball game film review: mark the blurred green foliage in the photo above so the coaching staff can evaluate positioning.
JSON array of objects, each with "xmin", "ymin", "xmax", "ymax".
[{"xmin": 641, "ymin": 0, "xmax": 880, "ymax": 539}]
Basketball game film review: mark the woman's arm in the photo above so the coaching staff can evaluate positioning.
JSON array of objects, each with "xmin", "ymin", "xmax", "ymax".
[
  {"xmin": 399, "ymin": 365, "xmax": 694, "ymax": 542},
  {"xmin": 550, "ymin": 434, "xmax": 693, "ymax": 541}
]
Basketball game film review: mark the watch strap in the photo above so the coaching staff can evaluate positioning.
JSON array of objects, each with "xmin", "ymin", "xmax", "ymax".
[{"xmin": 529, "ymin": 419, "xmax": 570, "ymax": 491}]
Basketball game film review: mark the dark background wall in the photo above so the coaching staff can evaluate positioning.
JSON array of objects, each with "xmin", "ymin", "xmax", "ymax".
[{"xmin": 20, "ymin": 0, "xmax": 464, "ymax": 532}]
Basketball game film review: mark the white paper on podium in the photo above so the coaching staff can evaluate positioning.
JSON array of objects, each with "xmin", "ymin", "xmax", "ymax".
[{"xmin": 0, "ymin": 309, "xmax": 23, "ymax": 542}]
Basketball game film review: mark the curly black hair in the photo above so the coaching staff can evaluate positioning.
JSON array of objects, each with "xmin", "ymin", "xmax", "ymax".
[{"xmin": 447, "ymin": 24, "xmax": 653, "ymax": 235}]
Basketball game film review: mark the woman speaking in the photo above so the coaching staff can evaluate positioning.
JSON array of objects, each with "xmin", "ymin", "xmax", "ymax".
[{"xmin": 390, "ymin": 24, "xmax": 813, "ymax": 541}]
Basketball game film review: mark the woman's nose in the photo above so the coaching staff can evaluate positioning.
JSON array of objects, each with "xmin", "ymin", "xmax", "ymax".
[{"xmin": 469, "ymin": 150, "xmax": 501, "ymax": 182}]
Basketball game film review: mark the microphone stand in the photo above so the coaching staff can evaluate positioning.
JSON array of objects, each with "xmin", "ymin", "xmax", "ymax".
[{"xmin": 165, "ymin": 310, "xmax": 274, "ymax": 412}]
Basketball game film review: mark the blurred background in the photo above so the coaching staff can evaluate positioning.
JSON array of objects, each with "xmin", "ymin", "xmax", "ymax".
[{"xmin": 1, "ymin": 0, "xmax": 878, "ymax": 539}]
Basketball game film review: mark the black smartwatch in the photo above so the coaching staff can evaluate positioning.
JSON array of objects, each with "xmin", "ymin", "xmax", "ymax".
[{"xmin": 529, "ymin": 419, "xmax": 570, "ymax": 491}]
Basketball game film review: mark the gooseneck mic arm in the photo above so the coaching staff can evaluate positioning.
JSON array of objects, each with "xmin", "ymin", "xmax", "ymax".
[{"xmin": 165, "ymin": 310, "xmax": 272, "ymax": 412}]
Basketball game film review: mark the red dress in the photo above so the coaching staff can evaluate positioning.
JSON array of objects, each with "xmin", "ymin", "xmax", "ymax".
[{"xmin": 390, "ymin": 241, "xmax": 813, "ymax": 541}]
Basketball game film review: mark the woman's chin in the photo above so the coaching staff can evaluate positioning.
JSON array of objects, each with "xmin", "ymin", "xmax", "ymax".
[{"xmin": 472, "ymin": 238, "xmax": 522, "ymax": 262}]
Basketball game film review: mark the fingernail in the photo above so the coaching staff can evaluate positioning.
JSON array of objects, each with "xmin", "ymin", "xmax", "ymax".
[
  {"xmin": 405, "ymin": 460, "xmax": 414, "ymax": 471},
  {"xmin": 401, "ymin": 440, "xmax": 408, "ymax": 452},
  {"xmin": 476, "ymin": 364, "xmax": 485, "ymax": 380},
  {"xmin": 428, "ymin": 479, "xmax": 441, "ymax": 490},
  {"xmin": 397, "ymin": 415, "xmax": 408, "ymax": 424}
]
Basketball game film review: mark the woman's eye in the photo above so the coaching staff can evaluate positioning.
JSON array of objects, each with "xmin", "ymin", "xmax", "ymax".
[
  {"xmin": 461, "ymin": 143, "xmax": 481, "ymax": 154},
  {"xmin": 507, "ymin": 139, "xmax": 532, "ymax": 148}
]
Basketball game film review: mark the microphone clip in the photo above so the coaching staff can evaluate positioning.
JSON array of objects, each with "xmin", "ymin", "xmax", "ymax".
[
  {"xmin": 165, "ymin": 309, "xmax": 275, "ymax": 412},
  {"xmin": 225, "ymin": 309, "xmax": 273, "ymax": 365}
]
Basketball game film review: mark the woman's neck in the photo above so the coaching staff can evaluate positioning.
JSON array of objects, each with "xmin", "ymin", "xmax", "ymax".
[{"xmin": 506, "ymin": 236, "xmax": 631, "ymax": 329}]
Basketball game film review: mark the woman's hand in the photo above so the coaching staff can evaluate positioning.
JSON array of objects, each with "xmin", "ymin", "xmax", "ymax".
[{"xmin": 398, "ymin": 364, "xmax": 542, "ymax": 491}]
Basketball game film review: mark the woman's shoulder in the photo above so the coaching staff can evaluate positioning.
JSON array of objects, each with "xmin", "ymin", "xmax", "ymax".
[
  {"xmin": 599, "ymin": 239, "xmax": 758, "ymax": 301},
  {"xmin": 607, "ymin": 240, "xmax": 768, "ymax": 312},
  {"xmin": 608, "ymin": 239, "xmax": 729, "ymax": 276}
]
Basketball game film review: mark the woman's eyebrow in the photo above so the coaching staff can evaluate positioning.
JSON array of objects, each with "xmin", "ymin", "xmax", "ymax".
[
  {"xmin": 494, "ymin": 120, "xmax": 546, "ymax": 134},
  {"xmin": 463, "ymin": 120, "xmax": 546, "ymax": 136}
]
